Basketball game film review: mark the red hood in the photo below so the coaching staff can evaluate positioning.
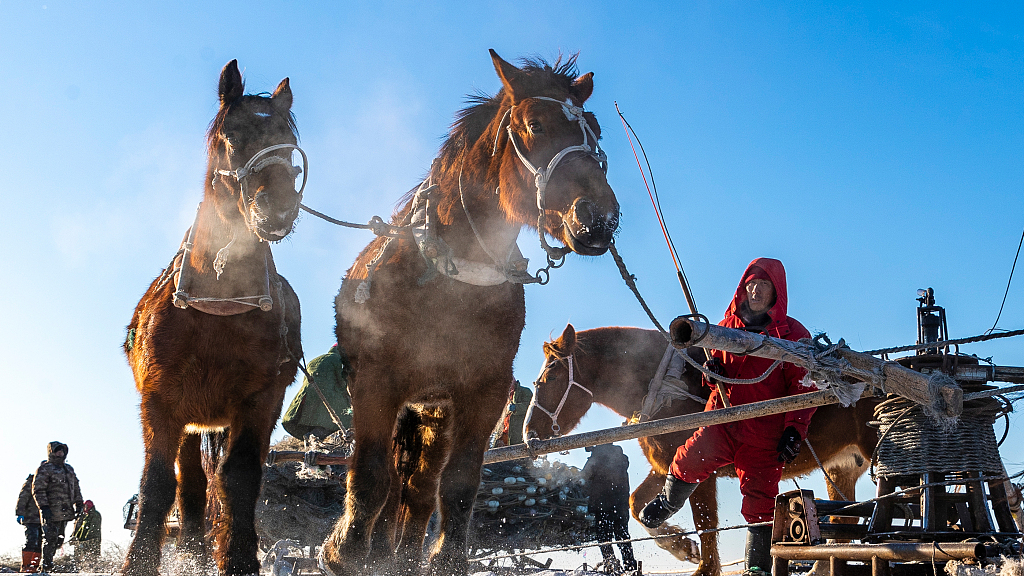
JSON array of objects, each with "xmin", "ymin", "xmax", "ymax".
[{"xmin": 726, "ymin": 257, "xmax": 789, "ymax": 326}]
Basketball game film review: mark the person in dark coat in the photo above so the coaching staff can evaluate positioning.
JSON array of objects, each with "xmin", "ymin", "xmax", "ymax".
[
  {"xmin": 16, "ymin": 474, "xmax": 42, "ymax": 572},
  {"xmin": 640, "ymin": 258, "xmax": 817, "ymax": 575},
  {"xmin": 282, "ymin": 344, "xmax": 353, "ymax": 440},
  {"xmin": 583, "ymin": 443, "xmax": 637, "ymax": 574},
  {"xmin": 33, "ymin": 441, "xmax": 83, "ymax": 573}
]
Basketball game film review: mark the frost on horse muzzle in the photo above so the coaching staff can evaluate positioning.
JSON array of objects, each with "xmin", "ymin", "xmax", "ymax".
[{"xmin": 216, "ymin": 143, "xmax": 308, "ymax": 242}]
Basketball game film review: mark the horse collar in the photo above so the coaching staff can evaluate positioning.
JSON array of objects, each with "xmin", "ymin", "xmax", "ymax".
[
  {"xmin": 529, "ymin": 353, "xmax": 594, "ymax": 436},
  {"xmin": 408, "ymin": 172, "xmax": 535, "ymax": 287},
  {"xmin": 169, "ymin": 202, "xmax": 276, "ymax": 315}
]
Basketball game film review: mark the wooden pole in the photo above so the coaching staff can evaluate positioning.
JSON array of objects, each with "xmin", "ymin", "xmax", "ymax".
[
  {"xmin": 483, "ymin": 388, "xmax": 852, "ymax": 464},
  {"xmin": 668, "ymin": 316, "xmax": 963, "ymax": 418},
  {"xmin": 770, "ymin": 542, "xmax": 984, "ymax": 562}
]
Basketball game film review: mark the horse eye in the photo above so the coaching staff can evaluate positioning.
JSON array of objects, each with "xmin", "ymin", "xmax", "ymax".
[{"xmin": 527, "ymin": 120, "xmax": 543, "ymax": 135}]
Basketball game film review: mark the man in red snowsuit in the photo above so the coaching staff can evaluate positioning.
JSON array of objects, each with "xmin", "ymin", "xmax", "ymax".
[{"xmin": 640, "ymin": 258, "xmax": 816, "ymax": 575}]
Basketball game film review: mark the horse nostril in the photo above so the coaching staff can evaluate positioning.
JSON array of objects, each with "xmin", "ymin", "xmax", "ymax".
[
  {"xmin": 254, "ymin": 191, "xmax": 271, "ymax": 213},
  {"xmin": 571, "ymin": 198, "xmax": 596, "ymax": 227}
]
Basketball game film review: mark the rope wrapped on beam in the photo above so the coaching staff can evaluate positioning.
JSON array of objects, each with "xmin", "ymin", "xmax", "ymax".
[{"xmin": 873, "ymin": 395, "xmax": 1009, "ymax": 478}]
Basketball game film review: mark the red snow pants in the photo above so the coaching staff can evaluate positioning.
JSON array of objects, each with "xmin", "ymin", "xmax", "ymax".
[{"xmin": 669, "ymin": 422, "xmax": 784, "ymax": 523}]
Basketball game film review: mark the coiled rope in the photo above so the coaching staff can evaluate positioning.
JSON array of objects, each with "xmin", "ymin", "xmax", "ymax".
[{"xmin": 869, "ymin": 393, "xmax": 1011, "ymax": 480}]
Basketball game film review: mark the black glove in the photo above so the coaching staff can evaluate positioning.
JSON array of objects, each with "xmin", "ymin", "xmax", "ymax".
[
  {"xmin": 777, "ymin": 426, "xmax": 802, "ymax": 463},
  {"xmin": 74, "ymin": 502, "xmax": 84, "ymax": 517},
  {"xmin": 702, "ymin": 357, "xmax": 725, "ymax": 381},
  {"xmin": 40, "ymin": 506, "xmax": 52, "ymax": 522}
]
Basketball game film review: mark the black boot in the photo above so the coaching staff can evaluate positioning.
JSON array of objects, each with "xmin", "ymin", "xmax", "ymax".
[
  {"xmin": 744, "ymin": 525, "xmax": 773, "ymax": 575},
  {"xmin": 639, "ymin": 475, "xmax": 699, "ymax": 528}
]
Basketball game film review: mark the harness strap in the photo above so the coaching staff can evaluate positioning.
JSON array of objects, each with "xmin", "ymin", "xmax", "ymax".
[
  {"xmin": 493, "ymin": 97, "xmax": 607, "ymax": 262},
  {"xmin": 171, "ymin": 202, "xmax": 275, "ymax": 314}
]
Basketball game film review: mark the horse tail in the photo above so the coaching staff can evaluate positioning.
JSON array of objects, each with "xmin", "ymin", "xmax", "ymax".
[
  {"xmin": 393, "ymin": 407, "xmax": 424, "ymax": 489},
  {"xmin": 202, "ymin": 431, "xmax": 227, "ymax": 531}
]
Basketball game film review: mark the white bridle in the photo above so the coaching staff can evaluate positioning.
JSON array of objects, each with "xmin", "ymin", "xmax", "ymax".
[
  {"xmin": 526, "ymin": 353, "xmax": 594, "ymax": 436},
  {"xmin": 214, "ymin": 143, "xmax": 308, "ymax": 232},
  {"xmin": 492, "ymin": 96, "xmax": 608, "ymax": 260}
]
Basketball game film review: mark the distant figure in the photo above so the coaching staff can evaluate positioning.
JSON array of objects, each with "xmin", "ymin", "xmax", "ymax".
[
  {"xmin": 583, "ymin": 444, "xmax": 637, "ymax": 574},
  {"xmin": 282, "ymin": 343, "xmax": 353, "ymax": 440},
  {"xmin": 16, "ymin": 473, "xmax": 42, "ymax": 572},
  {"xmin": 33, "ymin": 441, "xmax": 83, "ymax": 573},
  {"xmin": 71, "ymin": 500, "xmax": 102, "ymax": 571}
]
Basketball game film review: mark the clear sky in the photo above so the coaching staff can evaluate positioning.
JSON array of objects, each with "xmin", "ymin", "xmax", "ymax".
[{"xmin": 2, "ymin": 1, "xmax": 1023, "ymax": 571}]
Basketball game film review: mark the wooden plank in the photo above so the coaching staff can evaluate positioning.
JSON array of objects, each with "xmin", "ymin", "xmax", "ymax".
[
  {"xmin": 669, "ymin": 316, "xmax": 963, "ymax": 417},
  {"xmin": 485, "ymin": 388, "xmax": 850, "ymax": 464}
]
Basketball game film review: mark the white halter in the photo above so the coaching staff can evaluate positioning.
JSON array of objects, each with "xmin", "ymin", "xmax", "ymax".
[
  {"xmin": 527, "ymin": 353, "xmax": 594, "ymax": 436},
  {"xmin": 492, "ymin": 97, "xmax": 608, "ymax": 260},
  {"xmin": 214, "ymin": 143, "xmax": 308, "ymax": 232}
]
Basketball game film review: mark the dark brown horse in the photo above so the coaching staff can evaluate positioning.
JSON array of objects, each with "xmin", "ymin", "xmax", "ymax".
[
  {"xmin": 122, "ymin": 60, "xmax": 305, "ymax": 576},
  {"xmin": 525, "ymin": 324, "xmax": 879, "ymax": 576},
  {"xmin": 322, "ymin": 50, "xmax": 620, "ymax": 576}
]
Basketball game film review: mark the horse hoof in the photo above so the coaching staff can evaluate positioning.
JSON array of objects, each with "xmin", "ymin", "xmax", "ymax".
[{"xmin": 317, "ymin": 547, "xmax": 348, "ymax": 576}]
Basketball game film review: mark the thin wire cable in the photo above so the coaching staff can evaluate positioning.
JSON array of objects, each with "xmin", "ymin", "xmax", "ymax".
[
  {"xmin": 615, "ymin": 102, "xmax": 696, "ymax": 302},
  {"xmin": 987, "ymin": 223, "xmax": 1024, "ymax": 334},
  {"xmin": 615, "ymin": 103, "xmax": 680, "ymax": 270}
]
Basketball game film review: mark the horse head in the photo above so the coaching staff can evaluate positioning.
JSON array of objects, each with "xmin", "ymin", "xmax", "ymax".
[
  {"xmin": 484, "ymin": 51, "xmax": 619, "ymax": 258},
  {"xmin": 524, "ymin": 323, "xmax": 596, "ymax": 440},
  {"xmin": 206, "ymin": 60, "xmax": 305, "ymax": 243}
]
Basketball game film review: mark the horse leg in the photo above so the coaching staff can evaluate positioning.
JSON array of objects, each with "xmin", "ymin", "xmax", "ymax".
[
  {"xmin": 214, "ymin": 422, "xmax": 272, "ymax": 575},
  {"xmin": 427, "ymin": 403, "xmax": 501, "ymax": 576},
  {"xmin": 323, "ymin": 390, "xmax": 399, "ymax": 576},
  {"xmin": 176, "ymin": 432, "xmax": 212, "ymax": 569},
  {"xmin": 366, "ymin": 475, "xmax": 401, "ymax": 573},
  {"xmin": 123, "ymin": 406, "xmax": 185, "ymax": 576},
  {"xmin": 629, "ymin": 470, "xmax": 704, "ymax": 569},
  {"xmin": 395, "ymin": 412, "xmax": 450, "ymax": 574}
]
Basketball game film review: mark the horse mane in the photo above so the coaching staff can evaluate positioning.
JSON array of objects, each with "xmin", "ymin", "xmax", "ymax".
[
  {"xmin": 437, "ymin": 54, "xmax": 581, "ymax": 175},
  {"xmin": 346, "ymin": 54, "xmax": 584, "ymax": 282},
  {"xmin": 390, "ymin": 54, "xmax": 583, "ymax": 220},
  {"xmin": 205, "ymin": 91, "xmax": 299, "ymax": 150}
]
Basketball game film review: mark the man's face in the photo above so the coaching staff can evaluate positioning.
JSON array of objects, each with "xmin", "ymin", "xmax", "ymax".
[{"xmin": 745, "ymin": 279, "xmax": 775, "ymax": 313}]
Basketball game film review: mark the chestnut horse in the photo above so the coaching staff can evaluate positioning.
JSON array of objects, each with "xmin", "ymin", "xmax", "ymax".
[
  {"xmin": 322, "ymin": 51, "xmax": 620, "ymax": 576},
  {"xmin": 122, "ymin": 60, "xmax": 305, "ymax": 576},
  {"xmin": 525, "ymin": 324, "xmax": 879, "ymax": 576}
]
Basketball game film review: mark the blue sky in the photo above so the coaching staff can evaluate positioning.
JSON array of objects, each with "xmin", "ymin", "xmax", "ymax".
[{"xmin": 2, "ymin": 1, "xmax": 1023, "ymax": 569}]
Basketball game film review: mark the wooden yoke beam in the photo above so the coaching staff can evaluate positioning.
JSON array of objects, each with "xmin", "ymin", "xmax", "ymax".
[
  {"xmin": 668, "ymin": 316, "xmax": 963, "ymax": 418},
  {"xmin": 484, "ymin": 388, "xmax": 854, "ymax": 464}
]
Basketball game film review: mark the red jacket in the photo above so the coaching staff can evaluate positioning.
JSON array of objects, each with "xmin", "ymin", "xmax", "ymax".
[{"xmin": 703, "ymin": 258, "xmax": 816, "ymax": 448}]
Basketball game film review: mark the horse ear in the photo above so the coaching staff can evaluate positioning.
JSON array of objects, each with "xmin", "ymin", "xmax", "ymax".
[
  {"xmin": 272, "ymin": 78, "xmax": 293, "ymax": 112},
  {"xmin": 490, "ymin": 49, "xmax": 527, "ymax": 103},
  {"xmin": 219, "ymin": 60, "xmax": 244, "ymax": 105},
  {"xmin": 558, "ymin": 324, "xmax": 577, "ymax": 350},
  {"xmin": 571, "ymin": 72, "xmax": 594, "ymax": 103}
]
